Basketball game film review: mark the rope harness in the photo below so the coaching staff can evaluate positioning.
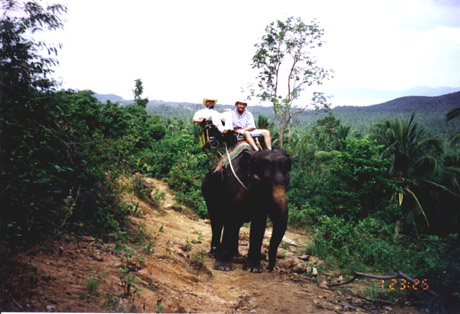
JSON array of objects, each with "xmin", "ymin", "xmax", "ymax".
[{"xmin": 225, "ymin": 144, "xmax": 248, "ymax": 191}]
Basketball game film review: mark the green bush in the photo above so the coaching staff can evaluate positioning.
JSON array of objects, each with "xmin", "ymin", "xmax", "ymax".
[
  {"xmin": 133, "ymin": 124, "xmax": 211, "ymax": 217},
  {"xmin": 309, "ymin": 215, "xmax": 395, "ymax": 272},
  {"xmin": 287, "ymin": 203, "xmax": 322, "ymax": 229},
  {"xmin": 403, "ymin": 234, "xmax": 460, "ymax": 311},
  {"xmin": 286, "ymin": 119, "xmax": 459, "ymax": 311},
  {"xmin": 307, "ymin": 213, "xmax": 460, "ymax": 312},
  {"xmin": 2, "ymin": 88, "xmax": 171, "ymax": 248},
  {"xmin": 288, "ymin": 137, "xmax": 398, "ymax": 224}
]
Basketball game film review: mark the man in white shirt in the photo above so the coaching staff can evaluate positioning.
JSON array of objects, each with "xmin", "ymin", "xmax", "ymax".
[{"xmin": 192, "ymin": 98, "xmax": 233, "ymax": 134}]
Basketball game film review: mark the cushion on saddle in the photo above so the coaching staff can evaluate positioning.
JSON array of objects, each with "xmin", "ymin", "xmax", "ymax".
[{"xmin": 221, "ymin": 142, "xmax": 253, "ymax": 169}]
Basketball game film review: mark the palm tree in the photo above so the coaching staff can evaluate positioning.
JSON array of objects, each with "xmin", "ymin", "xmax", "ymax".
[
  {"xmin": 370, "ymin": 113, "xmax": 446, "ymax": 233},
  {"xmin": 370, "ymin": 113, "xmax": 444, "ymax": 180},
  {"xmin": 256, "ymin": 114, "xmax": 269, "ymax": 130},
  {"xmin": 256, "ymin": 114, "xmax": 280, "ymax": 148}
]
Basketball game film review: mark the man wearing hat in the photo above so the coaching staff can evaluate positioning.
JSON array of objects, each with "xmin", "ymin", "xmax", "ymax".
[
  {"xmin": 232, "ymin": 100, "xmax": 272, "ymax": 151},
  {"xmin": 193, "ymin": 98, "xmax": 233, "ymax": 134}
]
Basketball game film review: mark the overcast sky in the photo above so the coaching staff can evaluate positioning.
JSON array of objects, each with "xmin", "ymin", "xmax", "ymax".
[{"xmin": 46, "ymin": 0, "xmax": 460, "ymax": 106}]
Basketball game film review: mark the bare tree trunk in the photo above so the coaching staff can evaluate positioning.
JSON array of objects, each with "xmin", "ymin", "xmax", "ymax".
[{"xmin": 278, "ymin": 128, "xmax": 284, "ymax": 148}]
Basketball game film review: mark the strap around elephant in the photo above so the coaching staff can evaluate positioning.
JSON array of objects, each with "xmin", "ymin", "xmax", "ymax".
[{"xmin": 225, "ymin": 144, "xmax": 248, "ymax": 191}]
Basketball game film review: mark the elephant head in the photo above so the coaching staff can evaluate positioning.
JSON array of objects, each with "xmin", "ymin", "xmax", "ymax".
[{"xmin": 248, "ymin": 149, "xmax": 291, "ymax": 189}]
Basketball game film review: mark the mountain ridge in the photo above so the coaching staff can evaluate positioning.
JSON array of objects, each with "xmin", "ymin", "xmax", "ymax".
[
  {"xmin": 94, "ymin": 87, "xmax": 460, "ymax": 111},
  {"xmin": 329, "ymin": 86, "xmax": 460, "ymax": 101},
  {"xmin": 334, "ymin": 90, "xmax": 460, "ymax": 112}
]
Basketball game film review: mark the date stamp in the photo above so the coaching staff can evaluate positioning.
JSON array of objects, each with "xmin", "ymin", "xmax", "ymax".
[{"xmin": 381, "ymin": 279, "xmax": 429, "ymax": 290}]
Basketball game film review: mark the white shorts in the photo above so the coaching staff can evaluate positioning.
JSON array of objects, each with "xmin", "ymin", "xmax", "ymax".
[{"xmin": 248, "ymin": 129, "xmax": 266, "ymax": 135}]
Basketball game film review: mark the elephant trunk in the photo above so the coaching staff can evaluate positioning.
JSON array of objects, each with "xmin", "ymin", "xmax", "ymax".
[
  {"xmin": 268, "ymin": 185, "xmax": 288, "ymax": 272},
  {"xmin": 272, "ymin": 185, "xmax": 287, "ymax": 210}
]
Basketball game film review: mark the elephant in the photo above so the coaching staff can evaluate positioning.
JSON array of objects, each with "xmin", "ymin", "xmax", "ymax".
[{"xmin": 202, "ymin": 148, "xmax": 291, "ymax": 272}]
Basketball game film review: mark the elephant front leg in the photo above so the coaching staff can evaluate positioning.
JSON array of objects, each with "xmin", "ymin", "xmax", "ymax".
[
  {"xmin": 209, "ymin": 219, "xmax": 223, "ymax": 258},
  {"xmin": 243, "ymin": 214, "xmax": 267, "ymax": 273},
  {"xmin": 214, "ymin": 224, "xmax": 239, "ymax": 271}
]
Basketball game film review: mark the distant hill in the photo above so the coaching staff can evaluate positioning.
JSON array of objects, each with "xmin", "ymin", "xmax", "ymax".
[
  {"xmin": 94, "ymin": 93, "xmax": 124, "ymax": 103},
  {"xmin": 328, "ymin": 91, "xmax": 460, "ymax": 138},
  {"xmin": 334, "ymin": 91, "xmax": 460, "ymax": 112},
  {"xmin": 94, "ymin": 90, "xmax": 459, "ymax": 139},
  {"xmin": 330, "ymin": 86, "xmax": 460, "ymax": 102},
  {"xmin": 148, "ymin": 99, "xmax": 198, "ymax": 108}
]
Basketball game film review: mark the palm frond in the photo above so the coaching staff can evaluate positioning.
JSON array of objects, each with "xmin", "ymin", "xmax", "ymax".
[
  {"xmin": 412, "ymin": 154, "xmax": 439, "ymax": 176},
  {"xmin": 449, "ymin": 132, "xmax": 460, "ymax": 146},
  {"xmin": 404, "ymin": 187, "xmax": 430, "ymax": 228},
  {"xmin": 444, "ymin": 166, "xmax": 460, "ymax": 176},
  {"xmin": 420, "ymin": 179, "xmax": 460, "ymax": 198},
  {"xmin": 415, "ymin": 137, "xmax": 444, "ymax": 154}
]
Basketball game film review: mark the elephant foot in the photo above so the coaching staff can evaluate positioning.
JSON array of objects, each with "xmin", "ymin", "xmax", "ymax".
[
  {"xmin": 243, "ymin": 262, "xmax": 263, "ymax": 273},
  {"xmin": 213, "ymin": 260, "xmax": 234, "ymax": 271}
]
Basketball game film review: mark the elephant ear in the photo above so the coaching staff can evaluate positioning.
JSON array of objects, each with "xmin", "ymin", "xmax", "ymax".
[
  {"xmin": 275, "ymin": 149, "xmax": 292, "ymax": 172},
  {"xmin": 241, "ymin": 149, "xmax": 257, "ymax": 158},
  {"xmin": 240, "ymin": 149, "xmax": 258, "ymax": 180},
  {"xmin": 284, "ymin": 151, "xmax": 292, "ymax": 171}
]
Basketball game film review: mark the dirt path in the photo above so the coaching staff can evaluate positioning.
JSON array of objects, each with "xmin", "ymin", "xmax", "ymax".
[{"xmin": 1, "ymin": 176, "xmax": 422, "ymax": 313}]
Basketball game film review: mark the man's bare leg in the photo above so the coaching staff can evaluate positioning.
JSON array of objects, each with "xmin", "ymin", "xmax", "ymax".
[
  {"xmin": 260, "ymin": 130, "xmax": 272, "ymax": 150},
  {"xmin": 244, "ymin": 132, "xmax": 259, "ymax": 151}
]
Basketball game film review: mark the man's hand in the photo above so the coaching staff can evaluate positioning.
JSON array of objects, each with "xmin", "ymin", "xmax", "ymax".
[
  {"xmin": 235, "ymin": 128, "xmax": 254, "ymax": 134},
  {"xmin": 193, "ymin": 118, "xmax": 204, "ymax": 123}
]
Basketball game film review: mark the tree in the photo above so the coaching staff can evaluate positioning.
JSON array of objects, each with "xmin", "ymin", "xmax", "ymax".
[
  {"xmin": 1, "ymin": 0, "xmax": 66, "ymax": 102},
  {"xmin": 369, "ymin": 114, "xmax": 458, "ymax": 234},
  {"xmin": 251, "ymin": 16, "xmax": 333, "ymax": 148},
  {"xmin": 370, "ymin": 113, "xmax": 444, "ymax": 182},
  {"xmin": 133, "ymin": 78, "xmax": 149, "ymax": 108},
  {"xmin": 1, "ymin": 0, "xmax": 68, "ymax": 245}
]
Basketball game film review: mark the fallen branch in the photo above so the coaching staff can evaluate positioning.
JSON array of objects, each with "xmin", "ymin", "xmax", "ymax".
[
  {"xmin": 354, "ymin": 272, "xmax": 399, "ymax": 280},
  {"xmin": 327, "ymin": 272, "xmax": 399, "ymax": 288},
  {"xmin": 327, "ymin": 274, "xmax": 358, "ymax": 287}
]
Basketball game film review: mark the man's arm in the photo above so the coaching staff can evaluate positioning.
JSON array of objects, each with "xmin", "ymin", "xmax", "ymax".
[
  {"xmin": 237, "ymin": 126, "xmax": 255, "ymax": 133},
  {"xmin": 193, "ymin": 109, "xmax": 208, "ymax": 123}
]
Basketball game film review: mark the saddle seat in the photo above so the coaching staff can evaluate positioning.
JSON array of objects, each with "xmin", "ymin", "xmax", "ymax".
[{"xmin": 198, "ymin": 122, "xmax": 264, "ymax": 166}]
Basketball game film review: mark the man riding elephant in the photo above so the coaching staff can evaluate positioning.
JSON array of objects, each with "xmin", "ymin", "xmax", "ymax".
[
  {"xmin": 192, "ymin": 98, "xmax": 233, "ymax": 134},
  {"xmin": 232, "ymin": 100, "xmax": 272, "ymax": 151}
]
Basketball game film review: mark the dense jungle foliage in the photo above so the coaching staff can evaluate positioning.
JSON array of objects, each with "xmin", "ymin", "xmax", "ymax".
[{"xmin": 1, "ymin": 1, "xmax": 459, "ymax": 312}]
